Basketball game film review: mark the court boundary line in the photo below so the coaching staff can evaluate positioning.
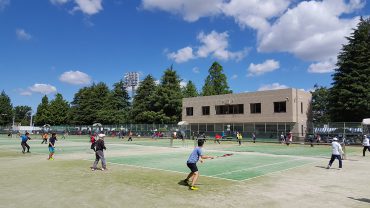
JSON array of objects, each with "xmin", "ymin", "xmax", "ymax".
[
  {"xmin": 210, "ymin": 158, "xmax": 309, "ymax": 177},
  {"xmin": 83, "ymin": 159, "xmax": 240, "ymax": 182},
  {"xmin": 240, "ymin": 160, "xmax": 319, "ymax": 182}
]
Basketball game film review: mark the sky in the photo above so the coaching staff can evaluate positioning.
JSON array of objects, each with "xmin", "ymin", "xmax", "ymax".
[{"xmin": 0, "ymin": 0, "xmax": 369, "ymax": 112}]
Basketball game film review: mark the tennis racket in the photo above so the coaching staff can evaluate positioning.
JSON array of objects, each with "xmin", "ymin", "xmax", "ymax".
[{"xmin": 216, "ymin": 153, "xmax": 233, "ymax": 158}]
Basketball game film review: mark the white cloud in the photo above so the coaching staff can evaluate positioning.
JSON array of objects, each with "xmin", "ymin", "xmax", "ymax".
[
  {"xmin": 231, "ymin": 74, "xmax": 238, "ymax": 79},
  {"xmin": 72, "ymin": 0, "xmax": 103, "ymax": 15},
  {"xmin": 258, "ymin": 0, "xmax": 363, "ymax": 71},
  {"xmin": 196, "ymin": 31, "xmax": 246, "ymax": 61},
  {"xmin": 192, "ymin": 67, "xmax": 200, "ymax": 74},
  {"xmin": 247, "ymin": 59, "xmax": 279, "ymax": 76},
  {"xmin": 221, "ymin": 0, "xmax": 290, "ymax": 32},
  {"xmin": 168, "ymin": 31, "xmax": 247, "ymax": 63},
  {"xmin": 141, "ymin": 0, "xmax": 223, "ymax": 22},
  {"xmin": 0, "ymin": 0, "xmax": 10, "ymax": 10},
  {"xmin": 258, "ymin": 83, "xmax": 288, "ymax": 91},
  {"xmin": 308, "ymin": 58, "xmax": 336, "ymax": 73},
  {"xmin": 180, "ymin": 81, "xmax": 187, "ymax": 88},
  {"xmin": 19, "ymin": 91, "xmax": 32, "ymax": 96},
  {"xmin": 50, "ymin": 0, "xmax": 103, "ymax": 15},
  {"xmin": 29, "ymin": 84, "xmax": 57, "ymax": 95},
  {"xmin": 59, "ymin": 70, "xmax": 92, "ymax": 85},
  {"xmin": 16, "ymin": 29, "xmax": 32, "ymax": 40},
  {"xmin": 142, "ymin": 0, "xmax": 365, "ymax": 73},
  {"xmin": 167, "ymin": 47, "xmax": 195, "ymax": 63},
  {"xmin": 50, "ymin": 0, "xmax": 69, "ymax": 5}
]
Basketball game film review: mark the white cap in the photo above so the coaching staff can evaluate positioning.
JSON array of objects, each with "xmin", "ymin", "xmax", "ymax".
[
  {"xmin": 98, "ymin": 133, "xmax": 105, "ymax": 138},
  {"xmin": 332, "ymin": 137, "xmax": 338, "ymax": 141}
]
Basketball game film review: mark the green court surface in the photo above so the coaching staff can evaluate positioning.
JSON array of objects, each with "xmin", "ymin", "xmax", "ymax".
[
  {"xmin": 0, "ymin": 135, "xmax": 356, "ymax": 182},
  {"xmin": 106, "ymin": 151, "xmax": 314, "ymax": 181}
]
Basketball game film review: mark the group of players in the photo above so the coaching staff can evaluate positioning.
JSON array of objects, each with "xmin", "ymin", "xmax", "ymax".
[
  {"xmin": 15, "ymin": 131, "xmax": 370, "ymax": 191},
  {"xmin": 19, "ymin": 132, "xmax": 57, "ymax": 160}
]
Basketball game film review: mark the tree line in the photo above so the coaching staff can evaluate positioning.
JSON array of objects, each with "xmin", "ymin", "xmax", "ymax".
[{"xmin": 0, "ymin": 62, "xmax": 231, "ymax": 126}]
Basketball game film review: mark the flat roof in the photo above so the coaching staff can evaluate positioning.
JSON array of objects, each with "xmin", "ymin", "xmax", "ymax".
[{"xmin": 183, "ymin": 88, "xmax": 311, "ymax": 100}]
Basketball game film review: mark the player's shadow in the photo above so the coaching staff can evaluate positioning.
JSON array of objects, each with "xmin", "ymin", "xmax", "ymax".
[
  {"xmin": 348, "ymin": 197, "xmax": 370, "ymax": 204},
  {"xmin": 178, "ymin": 180, "xmax": 189, "ymax": 187},
  {"xmin": 177, "ymin": 180, "xmax": 202, "ymax": 187},
  {"xmin": 315, "ymin": 165, "xmax": 327, "ymax": 169}
]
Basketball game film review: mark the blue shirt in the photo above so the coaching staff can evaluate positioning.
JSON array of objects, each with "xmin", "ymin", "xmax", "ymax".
[
  {"xmin": 187, "ymin": 147, "xmax": 203, "ymax": 164},
  {"xmin": 21, "ymin": 135, "xmax": 29, "ymax": 142}
]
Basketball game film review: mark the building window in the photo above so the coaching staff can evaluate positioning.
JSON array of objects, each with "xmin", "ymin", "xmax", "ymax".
[
  {"xmin": 202, "ymin": 106, "xmax": 210, "ymax": 115},
  {"xmin": 274, "ymin": 101, "xmax": 286, "ymax": 113},
  {"xmin": 250, "ymin": 103, "xmax": 261, "ymax": 114},
  {"xmin": 186, "ymin": 107, "xmax": 193, "ymax": 116},
  {"xmin": 215, "ymin": 104, "xmax": 244, "ymax": 115},
  {"xmin": 301, "ymin": 102, "xmax": 303, "ymax": 114}
]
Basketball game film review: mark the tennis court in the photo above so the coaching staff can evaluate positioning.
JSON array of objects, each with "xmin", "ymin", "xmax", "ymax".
[
  {"xmin": 0, "ymin": 135, "xmax": 344, "ymax": 181},
  {"xmin": 1, "ymin": 134, "xmax": 370, "ymax": 208}
]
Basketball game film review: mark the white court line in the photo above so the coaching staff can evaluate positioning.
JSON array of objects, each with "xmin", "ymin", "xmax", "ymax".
[
  {"xmin": 83, "ymin": 159, "xmax": 240, "ymax": 182},
  {"xmin": 211, "ymin": 158, "xmax": 309, "ymax": 177},
  {"xmin": 240, "ymin": 160, "xmax": 319, "ymax": 182}
]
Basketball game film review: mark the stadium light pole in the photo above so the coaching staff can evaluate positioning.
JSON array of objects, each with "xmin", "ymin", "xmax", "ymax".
[
  {"xmin": 25, "ymin": 110, "xmax": 33, "ymax": 127},
  {"xmin": 123, "ymin": 72, "xmax": 139, "ymax": 100}
]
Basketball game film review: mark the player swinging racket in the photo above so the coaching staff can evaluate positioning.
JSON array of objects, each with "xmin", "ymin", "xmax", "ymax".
[
  {"xmin": 20, "ymin": 132, "xmax": 31, "ymax": 154},
  {"xmin": 184, "ymin": 139, "xmax": 214, "ymax": 190}
]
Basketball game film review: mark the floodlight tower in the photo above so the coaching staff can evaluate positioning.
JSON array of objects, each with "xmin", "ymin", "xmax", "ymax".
[{"xmin": 123, "ymin": 72, "xmax": 139, "ymax": 99}]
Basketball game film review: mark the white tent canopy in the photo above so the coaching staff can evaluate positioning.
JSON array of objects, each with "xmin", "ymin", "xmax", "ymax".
[
  {"xmin": 177, "ymin": 121, "xmax": 189, "ymax": 126},
  {"xmin": 362, "ymin": 119, "xmax": 370, "ymax": 125}
]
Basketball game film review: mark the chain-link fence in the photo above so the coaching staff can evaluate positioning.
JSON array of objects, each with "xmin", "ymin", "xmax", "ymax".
[{"xmin": 0, "ymin": 122, "xmax": 365, "ymax": 144}]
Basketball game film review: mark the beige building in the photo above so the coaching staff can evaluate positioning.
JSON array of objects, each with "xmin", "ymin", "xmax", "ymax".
[{"xmin": 182, "ymin": 88, "xmax": 312, "ymax": 139}]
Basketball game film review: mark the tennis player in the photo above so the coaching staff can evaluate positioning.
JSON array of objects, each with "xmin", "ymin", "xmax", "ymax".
[
  {"xmin": 362, "ymin": 135, "xmax": 370, "ymax": 156},
  {"xmin": 48, "ymin": 133, "xmax": 57, "ymax": 160},
  {"xmin": 184, "ymin": 139, "xmax": 214, "ymax": 190},
  {"xmin": 326, "ymin": 137, "xmax": 343, "ymax": 169}
]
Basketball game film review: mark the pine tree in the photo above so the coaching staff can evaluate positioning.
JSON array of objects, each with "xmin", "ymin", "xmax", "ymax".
[
  {"xmin": 49, "ymin": 93, "xmax": 70, "ymax": 125},
  {"xmin": 329, "ymin": 17, "xmax": 370, "ymax": 121},
  {"xmin": 201, "ymin": 62, "xmax": 232, "ymax": 96},
  {"xmin": 97, "ymin": 81, "xmax": 131, "ymax": 124},
  {"xmin": 35, "ymin": 95, "xmax": 51, "ymax": 125},
  {"xmin": 182, "ymin": 80, "xmax": 198, "ymax": 98},
  {"xmin": 131, "ymin": 75, "xmax": 158, "ymax": 123},
  {"xmin": 153, "ymin": 67, "xmax": 183, "ymax": 123},
  {"xmin": 0, "ymin": 90, "xmax": 14, "ymax": 126}
]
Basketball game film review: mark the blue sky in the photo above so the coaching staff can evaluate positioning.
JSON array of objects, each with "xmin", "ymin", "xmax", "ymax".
[{"xmin": 0, "ymin": 0, "xmax": 369, "ymax": 112}]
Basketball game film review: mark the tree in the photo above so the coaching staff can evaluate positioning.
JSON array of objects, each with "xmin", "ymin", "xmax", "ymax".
[
  {"xmin": 182, "ymin": 80, "xmax": 198, "ymax": 98},
  {"xmin": 70, "ymin": 82, "xmax": 110, "ymax": 125},
  {"xmin": 14, "ymin": 105, "xmax": 32, "ymax": 126},
  {"xmin": 0, "ymin": 90, "xmax": 13, "ymax": 126},
  {"xmin": 131, "ymin": 75, "xmax": 158, "ymax": 123},
  {"xmin": 311, "ymin": 85, "xmax": 330, "ymax": 123},
  {"xmin": 201, "ymin": 62, "xmax": 232, "ymax": 96},
  {"xmin": 49, "ymin": 93, "xmax": 70, "ymax": 125},
  {"xmin": 153, "ymin": 67, "xmax": 183, "ymax": 123},
  {"xmin": 35, "ymin": 95, "xmax": 51, "ymax": 125},
  {"xmin": 97, "ymin": 81, "xmax": 131, "ymax": 124},
  {"xmin": 329, "ymin": 17, "xmax": 370, "ymax": 121}
]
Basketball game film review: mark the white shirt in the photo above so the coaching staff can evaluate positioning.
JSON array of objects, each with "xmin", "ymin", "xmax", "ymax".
[
  {"xmin": 331, "ymin": 141, "xmax": 343, "ymax": 155},
  {"xmin": 363, "ymin": 137, "xmax": 369, "ymax": 146}
]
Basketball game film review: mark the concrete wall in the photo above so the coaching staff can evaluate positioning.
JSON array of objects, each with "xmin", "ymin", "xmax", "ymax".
[{"xmin": 182, "ymin": 88, "xmax": 312, "ymax": 137}]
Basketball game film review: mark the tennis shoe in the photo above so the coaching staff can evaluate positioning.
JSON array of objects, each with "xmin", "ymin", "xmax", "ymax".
[
  {"xmin": 326, "ymin": 165, "xmax": 330, "ymax": 169},
  {"xmin": 189, "ymin": 186, "xmax": 199, "ymax": 190}
]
